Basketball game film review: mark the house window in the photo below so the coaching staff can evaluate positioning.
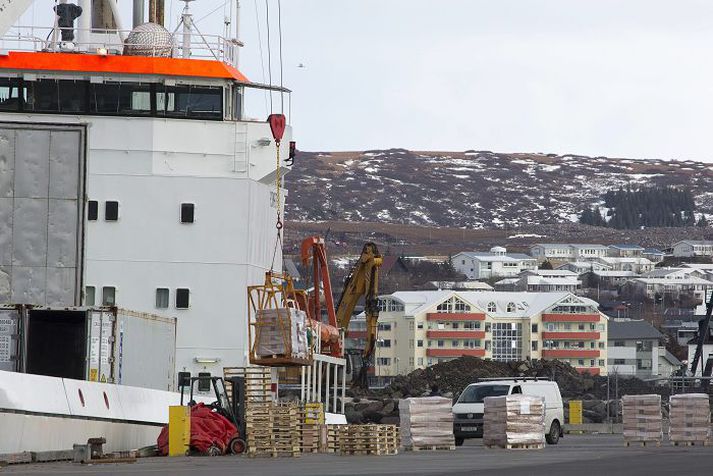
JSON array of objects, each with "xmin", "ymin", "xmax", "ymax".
[
  {"xmin": 105, "ymin": 201, "xmax": 119, "ymax": 221},
  {"xmin": 487, "ymin": 302, "xmax": 496, "ymax": 312},
  {"xmin": 599, "ymin": 342, "xmax": 605, "ymax": 349},
  {"xmin": 532, "ymin": 341, "xmax": 538, "ymax": 351},
  {"xmin": 614, "ymin": 341, "xmax": 625, "ymax": 347},
  {"xmin": 85, "ymin": 286, "xmax": 95, "ymax": 306},
  {"xmin": 417, "ymin": 357, "xmax": 424, "ymax": 366},
  {"xmin": 417, "ymin": 321, "xmax": 424, "ymax": 329},
  {"xmin": 180, "ymin": 203, "xmax": 195, "ymax": 223},
  {"xmin": 102, "ymin": 286, "xmax": 116, "ymax": 306},
  {"xmin": 156, "ymin": 288, "xmax": 169, "ymax": 308},
  {"xmin": 409, "ymin": 357, "xmax": 414, "ymax": 366},
  {"xmin": 452, "ymin": 322, "xmax": 459, "ymax": 330},
  {"xmin": 598, "ymin": 359, "xmax": 605, "ymax": 367},
  {"xmin": 506, "ymin": 303, "xmax": 516, "ymax": 312},
  {"xmin": 417, "ymin": 340, "xmax": 423, "ymax": 347},
  {"xmin": 378, "ymin": 339, "xmax": 391, "ymax": 348},
  {"xmin": 437, "ymin": 340, "xmax": 445, "ymax": 348},
  {"xmin": 87, "ymin": 201, "xmax": 98, "ymax": 221},
  {"xmin": 531, "ymin": 323, "xmax": 538, "ymax": 333},
  {"xmin": 378, "ymin": 323, "xmax": 392, "ymax": 332},
  {"xmin": 578, "ymin": 359, "xmax": 585, "ymax": 366},
  {"xmin": 614, "ymin": 359, "xmax": 625, "ymax": 365},
  {"xmin": 176, "ymin": 288, "xmax": 190, "ymax": 309},
  {"xmin": 377, "ymin": 357, "xmax": 391, "ymax": 366}
]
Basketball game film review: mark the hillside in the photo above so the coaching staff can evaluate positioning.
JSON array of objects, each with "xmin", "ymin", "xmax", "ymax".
[{"xmin": 285, "ymin": 149, "xmax": 713, "ymax": 228}]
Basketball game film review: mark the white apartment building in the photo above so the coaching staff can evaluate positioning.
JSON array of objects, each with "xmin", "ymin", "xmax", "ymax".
[
  {"xmin": 673, "ymin": 240, "xmax": 713, "ymax": 258},
  {"xmin": 557, "ymin": 261, "xmax": 612, "ymax": 274},
  {"xmin": 496, "ymin": 270, "xmax": 581, "ymax": 293},
  {"xmin": 355, "ymin": 290, "xmax": 608, "ymax": 378},
  {"xmin": 453, "ymin": 247, "xmax": 536, "ymax": 280},
  {"xmin": 529, "ymin": 244, "xmax": 607, "ymax": 263}
]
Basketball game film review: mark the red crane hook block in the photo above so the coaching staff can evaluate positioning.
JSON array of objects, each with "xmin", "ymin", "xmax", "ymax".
[{"xmin": 267, "ymin": 114, "xmax": 287, "ymax": 143}]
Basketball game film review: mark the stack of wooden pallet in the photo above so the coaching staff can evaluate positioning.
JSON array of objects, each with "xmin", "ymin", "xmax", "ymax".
[
  {"xmin": 399, "ymin": 397, "xmax": 455, "ymax": 451},
  {"xmin": 622, "ymin": 394, "xmax": 662, "ymax": 447},
  {"xmin": 323, "ymin": 424, "xmax": 341, "ymax": 453},
  {"xmin": 669, "ymin": 393, "xmax": 710, "ymax": 446},
  {"xmin": 223, "ymin": 366, "xmax": 273, "ymax": 409},
  {"xmin": 335, "ymin": 424, "xmax": 399, "ymax": 456},
  {"xmin": 483, "ymin": 395, "xmax": 545, "ymax": 450},
  {"xmin": 244, "ymin": 402, "xmax": 302, "ymax": 458}
]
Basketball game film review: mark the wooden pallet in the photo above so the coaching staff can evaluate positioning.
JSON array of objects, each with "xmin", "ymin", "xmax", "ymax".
[
  {"xmin": 671, "ymin": 440, "xmax": 709, "ymax": 447},
  {"xmin": 334, "ymin": 424, "xmax": 400, "ymax": 456},
  {"xmin": 624, "ymin": 440, "xmax": 661, "ymax": 447},
  {"xmin": 485, "ymin": 443, "xmax": 544, "ymax": 451},
  {"xmin": 404, "ymin": 445, "xmax": 456, "ymax": 452}
]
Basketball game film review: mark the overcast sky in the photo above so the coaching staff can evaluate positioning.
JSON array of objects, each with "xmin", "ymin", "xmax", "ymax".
[{"xmin": 19, "ymin": 0, "xmax": 713, "ymax": 160}]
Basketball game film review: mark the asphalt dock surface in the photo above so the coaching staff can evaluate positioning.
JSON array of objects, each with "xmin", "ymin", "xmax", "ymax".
[{"xmin": 4, "ymin": 434, "xmax": 713, "ymax": 476}]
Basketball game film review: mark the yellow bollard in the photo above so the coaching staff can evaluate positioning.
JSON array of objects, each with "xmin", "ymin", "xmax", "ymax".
[
  {"xmin": 569, "ymin": 400, "xmax": 583, "ymax": 425},
  {"xmin": 168, "ymin": 406, "xmax": 191, "ymax": 456}
]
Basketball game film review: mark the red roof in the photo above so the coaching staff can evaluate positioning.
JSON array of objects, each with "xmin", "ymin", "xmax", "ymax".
[{"xmin": 0, "ymin": 51, "xmax": 250, "ymax": 82}]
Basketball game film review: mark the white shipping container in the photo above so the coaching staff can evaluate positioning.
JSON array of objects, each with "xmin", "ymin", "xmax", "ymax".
[{"xmin": 0, "ymin": 304, "xmax": 176, "ymax": 391}]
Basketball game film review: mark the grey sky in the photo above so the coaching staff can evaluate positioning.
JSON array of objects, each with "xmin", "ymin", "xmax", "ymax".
[{"xmin": 18, "ymin": 0, "xmax": 713, "ymax": 160}]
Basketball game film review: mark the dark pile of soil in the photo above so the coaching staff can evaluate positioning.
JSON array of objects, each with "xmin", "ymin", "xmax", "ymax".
[{"xmin": 375, "ymin": 357, "xmax": 662, "ymax": 400}]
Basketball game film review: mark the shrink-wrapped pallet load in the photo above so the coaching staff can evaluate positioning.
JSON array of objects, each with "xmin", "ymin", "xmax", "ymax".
[
  {"xmin": 622, "ymin": 394, "xmax": 662, "ymax": 444},
  {"xmin": 254, "ymin": 308, "xmax": 309, "ymax": 360},
  {"xmin": 399, "ymin": 397, "xmax": 455, "ymax": 449},
  {"xmin": 483, "ymin": 395, "xmax": 545, "ymax": 448},
  {"xmin": 669, "ymin": 393, "xmax": 711, "ymax": 444}
]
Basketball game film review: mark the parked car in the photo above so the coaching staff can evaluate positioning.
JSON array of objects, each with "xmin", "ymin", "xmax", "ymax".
[{"xmin": 452, "ymin": 378, "xmax": 564, "ymax": 446}]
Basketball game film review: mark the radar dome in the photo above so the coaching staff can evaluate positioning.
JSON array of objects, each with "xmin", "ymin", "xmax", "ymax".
[{"xmin": 123, "ymin": 23, "xmax": 174, "ymax": 57}]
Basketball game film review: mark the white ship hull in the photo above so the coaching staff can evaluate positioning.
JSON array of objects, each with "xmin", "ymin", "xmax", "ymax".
[{"xmin": 0, "ymin": 370, "xmax": 200, "ymax": 453}]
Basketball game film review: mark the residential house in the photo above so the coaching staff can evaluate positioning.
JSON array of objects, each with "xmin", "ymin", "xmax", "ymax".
[
  {"xmin": 643, "ymin": 248, "xmax": 666, "ymax": 263},
  {"xmin": 622, "ymin": 276, "xmax": 713, "ymax": 303},
  {"xmin": 596, "ymin": 256, "xmax": 655, "ymax": 274},
  {"xmin": 582, "ymin": 270, "xmax": 638, "ymax": 289},
  {"xmin": 608, "ymin": 244, "xmax": 645, "ymax": 258},
  {"xmin": 557, "ymin": 261, "xmax": 611, "ymax": 274},
  {"xmin": 673, "ymin": 240, "xmax": 713, "ymax": 258},
  {"xmin": 608, "ymin": 319, "xmax": 681, "ymax": 378},
  {"xmin": 364, "ymin": 290, "xmax": 608, "ymax": 377},
  {"xmin": 518, "ymin": 270, "xmax": 581, "ymax": 293},
  {"xmin": 529, "ymin": 244, "xmax": 606, "ymax": 263},
  {"xmin": 681, "ymin": 263, "xmax": 713, "ymax": 282},
  {"xmin": 453, "ymin": 248, "xmax": 537, "ymax": 280}
]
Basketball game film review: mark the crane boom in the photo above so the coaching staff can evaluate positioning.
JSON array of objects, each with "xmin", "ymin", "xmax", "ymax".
[
  {"xmin": 690, "ymin": 291, "xmax": 713, "ymax": 376},
  {"xmin": 336, "ymin": 242, "xmax": 382, "ymax": 389}
]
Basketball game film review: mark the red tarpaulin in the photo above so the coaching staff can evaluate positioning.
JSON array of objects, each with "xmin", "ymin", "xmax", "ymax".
[{"xmin": 157, "ymin": 403, "xmax": 238, "ymax": 455}]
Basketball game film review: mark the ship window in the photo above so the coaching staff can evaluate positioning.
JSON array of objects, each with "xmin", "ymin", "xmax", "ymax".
[
  {"xmin": 157, "ymin": 85, "xmax": 222, "ymax": 119},
  {"xmin": 0, "ymin": 78, "xmax": 23, "ymax": 111},
  {"xmin": 176, "ymin": 288, "xmax": 190, "ymax": 309},
  {"xmin": 105, "ymin": 201, "xmax": 119, "ymax": 221},
  {"xmin": 180, "ymin": 203, "xmax": 195, "ymax": 223},
  {"xmin": 156, "ymin": 288, "xmax": 169, "ymax": 308},
  {"xmin": 89, "ymin": 82, "xmax": 151, "ymax": 115},
  {"xmin": 25, "ymin": 79, "xmax": 87, "ymax": 113},
  {"xmin": 85, "ymin": 286, "xmax": 96, "ymax": 306},
  {"xmin": 102, "ymin": 286, "xmax": 116, "ymax": 306},
  {"xmin": 87, "ymin": 200, "xmax": 98, "ymax": 221}
]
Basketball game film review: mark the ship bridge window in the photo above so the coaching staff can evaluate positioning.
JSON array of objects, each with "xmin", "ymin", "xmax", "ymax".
[
  {"xmin": 25, "ymin": 79, "xmax": 87, "ymax": 113},
  {"xmin": 157, "ymin": 85, "xmax": 222, "ymax": 119},
  {"xmin": 89, "ymin": 82, "xmax": 151, "ymax": 115},
  {"xmin": 0, "ymin": 78, "xmax": 23, "ymax": 111}
]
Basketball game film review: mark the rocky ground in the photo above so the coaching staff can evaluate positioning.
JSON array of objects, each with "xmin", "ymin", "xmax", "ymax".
[{"xmin": 343, "ymin": 357, "xmax": 667, "ymax": 425}]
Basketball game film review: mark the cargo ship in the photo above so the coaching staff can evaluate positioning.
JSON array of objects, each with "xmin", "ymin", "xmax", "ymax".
[{"xmin": 0, "ymin": 0, "xmax": 298, "ymax": 453}]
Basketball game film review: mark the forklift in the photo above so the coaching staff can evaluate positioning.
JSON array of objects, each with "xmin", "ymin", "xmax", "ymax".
[{"xmin": 178, "ymin": 372, "xmax": 248, "ymax": 455}]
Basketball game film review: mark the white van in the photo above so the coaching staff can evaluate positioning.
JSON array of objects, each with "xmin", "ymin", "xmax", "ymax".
[{"xmin": 452, "ymin": 378, "xmax": 564, "ymax": 446}]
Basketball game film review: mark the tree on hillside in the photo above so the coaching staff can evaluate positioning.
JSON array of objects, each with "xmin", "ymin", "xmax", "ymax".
[{"xmin": 698, "ymin": 215, "xmax": 709, "ymax": 227}]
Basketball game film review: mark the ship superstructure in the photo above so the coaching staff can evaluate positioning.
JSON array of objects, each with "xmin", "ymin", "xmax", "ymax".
[{"xmin": 0, "ymin": 0, "xmax": 293, "ymax": 379}]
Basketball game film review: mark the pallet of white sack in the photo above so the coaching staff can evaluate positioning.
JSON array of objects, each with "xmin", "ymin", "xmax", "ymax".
[
  {"xmin": 624, "ymin": 439, "xmax": 661, "ymax": 447},
  {"xmin": 402, "ymin": 444, "xmax": 456, "ymax": 452},
  {"xmin": 671, "ymin": 440, "xmax": 709, "ymax": 447},
  {"xmin": 485, "ymin": 443, "xmax": 545, "ymax": 450}
]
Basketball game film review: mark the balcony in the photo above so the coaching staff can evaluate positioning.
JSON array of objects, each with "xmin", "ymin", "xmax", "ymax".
[
  {"xmin": 541, "ymin": 332, "xmax": 600, "ymax": 340},
  {"xmin": 541, "ymin": 349, "xmax": 600, "ymax": 358},
  {"xmin": 576, "ymin": 367, "xmax": 601, "ymax": 375},
  {"xmin": 426, "ymin": 312, "xmax": 486, "ymax": 321},
  {"xmin": 427, "ymin": 330, "xmax": 486, "ymax": 339},
  {"xmin": 427, "ymin": 349, "xmax": 486, "ymax": 358},
  {"xmin": 541, "ymin": 313, "xmax": 600, "ymax": 323}
]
